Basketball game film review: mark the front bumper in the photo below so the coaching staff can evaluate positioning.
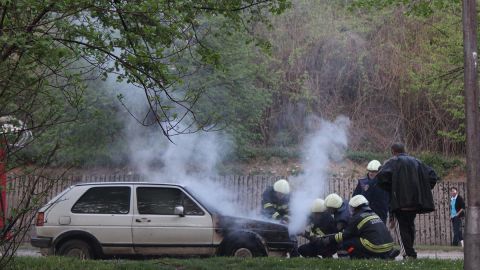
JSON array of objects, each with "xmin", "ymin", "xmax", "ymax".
[{"xmin": 31, "ymin": 237, "xmax": 53, "ymax": 248}]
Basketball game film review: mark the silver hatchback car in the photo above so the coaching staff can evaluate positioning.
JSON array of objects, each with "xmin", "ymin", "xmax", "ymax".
[{"xmin": 31, "ymin": 182, "xmax": 295, "ymax": 259}]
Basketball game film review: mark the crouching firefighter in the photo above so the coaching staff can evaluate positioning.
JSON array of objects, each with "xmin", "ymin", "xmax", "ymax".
[
  {"xmin": 261, "ymin": 179, "xmax": 290, "ymax": 223},
  {"xmin": 298, "ymin": 198, "xmax": 338, "ymax": 258},
  {"xmin": 324, "ymin": 193, "xmax": 350, "ymax": 231},
  {"xmin": 320, "ymin": 195, "xmax": 400, "ymax": 259}
]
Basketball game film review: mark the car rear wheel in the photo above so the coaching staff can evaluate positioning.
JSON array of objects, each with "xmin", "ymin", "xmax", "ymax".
[{"xmin": 57, "ymin": 239, "xmax": 93, "ymax": 259}]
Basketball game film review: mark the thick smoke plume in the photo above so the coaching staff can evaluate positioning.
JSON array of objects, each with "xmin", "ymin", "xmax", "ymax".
[
  {"xmin": 108, "ymin": 76, "xmax": 350, "ymax": 230},
  {"xmin": 288, "ymin": 116, "xmax": 350, "ymax": 234},
  {"xmin": 108, "ymin": 76, "xmax": 244, "ymax": 215}
]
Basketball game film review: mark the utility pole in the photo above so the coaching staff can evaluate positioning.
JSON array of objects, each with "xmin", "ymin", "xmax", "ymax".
[{"xmin": 462, "ymin": 0, "xmax": 480, "ymax": 268}]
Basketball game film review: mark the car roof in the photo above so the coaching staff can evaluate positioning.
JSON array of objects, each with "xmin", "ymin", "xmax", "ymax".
[{"xmin": 74, "ymin": 182, "xmax": 186, "ymax": 188}]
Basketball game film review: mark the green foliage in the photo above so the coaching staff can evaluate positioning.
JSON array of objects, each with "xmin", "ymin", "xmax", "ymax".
[
  {"xmin": 351, "ymin": 0, "xmax": 460, "ymax": 16},
  {"xmin": 186, "ymin": 17, "xmax": 277, "ymax": 156},
  {"xmin": 0, "ymin": 0, "xmax": 291, "ymax": 167},
  {"xmin": 9, "ymin": 256, "xmax": 463, "ymax": 270},
  {"xmin": 346, "ymin": 151, "xmax": 389, "ymax": 164},
  {"xmin": 239, "ymin": 146, "xmax": 301, "ymax": 161},
  {"xmin": 416, "ymin": 152, "xmax": 464, "ymax": 178},
  {"xmin": 352, "ymin": 0, "xmax": 467, "ymax": 149}
]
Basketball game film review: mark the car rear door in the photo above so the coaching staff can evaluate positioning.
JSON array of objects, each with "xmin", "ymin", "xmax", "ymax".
[
  {"xmin": 68, "ymin": 185, "xmax": 134, "ymax": 255},
  {"xmin": 132, "ymin": 185, "xmax": 215, "ymax": 256}
]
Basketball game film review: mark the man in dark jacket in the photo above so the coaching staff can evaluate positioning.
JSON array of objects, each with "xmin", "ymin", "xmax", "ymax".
[
  {"xmin": 375, "ymin": 143, "xmax": 439, "ymax": 259},
  {"xmin": 298, "ymin": 199, "xmax": 337, "ymax": 258},
  {"xmin": 450, "ymin": 187, "xmax": 465, "ymax": 247},
  {"xmin": 261, "ymin": 179, "xmax": 290, "ymax": 223},
  {"xmin": 322, "ymin": 195, "xmax": 399, "ymax": 259},
  {"xmin": 353, "ymin": 160, "xmax": 390, "ymax": 223}
]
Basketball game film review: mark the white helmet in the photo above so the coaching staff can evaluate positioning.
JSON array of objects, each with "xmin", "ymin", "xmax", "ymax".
[
  {"xmin": 349, "ymin": 195, "xmax": 369, "ymax": 208},
  {"xmin": 367, "ymin": 160, "xmax": 381, "ymax": 172},
  {"xmin": 325, "ymin": 193, "xmax": 343, "ymax": 209},
  {"xmin": 273, "ymin": 179, "xmax": 290, "ymax": 194},
  {"xmin": 311, "ymin": 199, "xmax": 326, "ymax": 213}
]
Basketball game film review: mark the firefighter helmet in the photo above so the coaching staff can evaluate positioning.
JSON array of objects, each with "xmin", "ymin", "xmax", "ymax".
[
  {"xmin": 273, "ymin": 179, "xmax": 290, "ymax": 194},
  {"xmin": 349, "ymin": 195, "xmax": 369, "ymax": 208},
  {"xmin": 311, "ymin": 198, "xmax": 326, "ymax": 213},
  {"xmin": 325, "ymin": 193, "xmax": 343, "ymax": 209},
  {"xmin": 367, "ymin": 160, "xmax": 381, "ymax": 172}
]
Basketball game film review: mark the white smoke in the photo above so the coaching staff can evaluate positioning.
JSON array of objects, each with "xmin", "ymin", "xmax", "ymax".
[
  {"xmin": 127, "ymin": 122, "xmax": 240, "ymax": 214},
  {"xmin": 106, "ymin": 74, "xmax": 350, "ymax": 224},
  {"xmin": 288, "ymin": 115, "xmax": 350, "ymax": 234},
  {"xmin": 106, "ymin": 75, "xmax": 244, "ymax": 215}
]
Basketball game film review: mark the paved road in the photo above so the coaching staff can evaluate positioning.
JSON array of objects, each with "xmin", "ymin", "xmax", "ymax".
[{"xmin": 416, "ymin": 250, "xmax": 463, "ymax": 260}]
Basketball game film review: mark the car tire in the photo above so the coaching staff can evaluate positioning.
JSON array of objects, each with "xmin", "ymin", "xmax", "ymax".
[
  {"xmin": 57, "ymin": 239, "xmax": 94, "ymax": 259},
  {"xmin": 224, "ymin": 239, "xmax": 266, "ymax": 258}
]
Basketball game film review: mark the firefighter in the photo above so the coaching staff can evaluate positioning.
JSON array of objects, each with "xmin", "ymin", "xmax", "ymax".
[
  {"xmin": 352, "ymin": 160, "xmax": 390, "ymax": 223},
  {"xmin": 298, "ymin": 198, "xmax": 337, "ymax": 258},
  {"xmin": 322, "ymin": 195, "xmax": 400, "ymax": 259},
  {"xmin": 261, "ymin": 179, "xmax": 290, "ymax": 223},
  {"xmin": 324, "ymin": 193, "xmax": 350, "ymax": 231}
]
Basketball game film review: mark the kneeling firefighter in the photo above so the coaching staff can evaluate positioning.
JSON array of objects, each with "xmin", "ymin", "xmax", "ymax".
[
  {"xmin": 321, "ymin": 195, "xmax": 400, "ymax": 259},
  {"xmin": 298, "ymin": 199, "xmax": 337, "ymax": 258},
  {"xmin": 324, "ymin": 193, "xmax": 350, "ymax": 231},
  {"xmin": 261, "ymin": 179, "xmax": 290, "ymax": 223}
]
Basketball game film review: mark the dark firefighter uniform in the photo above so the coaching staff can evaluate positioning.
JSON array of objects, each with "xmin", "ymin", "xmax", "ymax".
[
  {"xmin": 329, "ymin": 206, "xmax": 395, "ymax": 259},
  {"xmin": 298, "ymin": 212, "xmax": 337, "ymax": 258},
  {"xmin": 333, "ymin": 199, "xmax": 351, "ymax": 231},
  {"xmin": 261, "ymin": 186, "xmax": 290, "ymax": 222},
  {"xmin": 353, "ymin": 176, "xmax": 390, "ymax": 223}
]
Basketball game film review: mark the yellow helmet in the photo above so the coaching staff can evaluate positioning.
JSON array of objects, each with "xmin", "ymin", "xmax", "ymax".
[
  {"xmin": 311, "ymin": 198, "xmax": 326, "ymax": 213},
  {"xmin": 273, "ymin": 179, "xmax": 290, "ymax": 194},
  {"xmin": 325, "ymin": 193, "xmax": 343, "ymax": 209},
  {"xmin": 349, "ymin": 195, "xmax": 369, "ymax": 208}
]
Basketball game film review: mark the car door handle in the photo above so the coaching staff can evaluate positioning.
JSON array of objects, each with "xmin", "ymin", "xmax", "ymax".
[{"xmin": 135, "ymin": 218, "xmax": 151, "ymax": 223}]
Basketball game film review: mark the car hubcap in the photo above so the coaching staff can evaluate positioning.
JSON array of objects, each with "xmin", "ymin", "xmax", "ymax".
[
  {"xmin": 66, "ymin": 248, "xmax": 87, "ymax": 259},
  {"xmin": 234, "ymin": 248, "xmax": 253, "ymax": 258}
]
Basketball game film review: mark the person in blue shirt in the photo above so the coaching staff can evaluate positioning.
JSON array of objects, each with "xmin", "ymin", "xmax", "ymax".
[
  {"xmin": 352, "ymin": 160, "xmax": 390, "ymax": 223},
  {"xmin": 450, "ymin": 187, "xmax": 465, "ymax": 247}
]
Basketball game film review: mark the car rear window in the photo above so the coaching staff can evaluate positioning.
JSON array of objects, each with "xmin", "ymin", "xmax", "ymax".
[
  {"xmin": 136, "ymin": 187, "xmax": 204, "ymax": 215},
  {"xmin": 71, "ymin": 186, "xmax": 131, "ymax": 214}
]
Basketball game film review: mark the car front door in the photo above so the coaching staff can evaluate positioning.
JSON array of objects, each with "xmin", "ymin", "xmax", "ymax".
[{"xmin": 132, "ymin": 185, "xmax": 215, "ymax": 256}]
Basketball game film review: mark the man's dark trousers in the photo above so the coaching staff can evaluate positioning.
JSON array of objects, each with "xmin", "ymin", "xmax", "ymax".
[
  {"xmin": 451, "ymin": 216, "xmax": 463, "ymax": 246},
  {"xmin": 395, "ymin": 211, "xmax": 417, "ymax": 258}
]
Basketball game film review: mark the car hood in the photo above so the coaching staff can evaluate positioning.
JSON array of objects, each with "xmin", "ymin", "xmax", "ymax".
[
  {"xmin": 213, "ymin": 214, "xmax": 295, "ymax": 248},
  {"xmin": 215, "ymin": 214, "xmax": 289, "ymax": 233}
]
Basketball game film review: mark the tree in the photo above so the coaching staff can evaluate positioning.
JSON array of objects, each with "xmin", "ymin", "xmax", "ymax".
[
  {"xmin": 0, "ymin": 0, "xmax": 290, "ymax": 266},
  {"xmin": 0, "ymin": 0, "xmax": 290, "ymax": 138},
  {"xmin": 352, "ymin": 0, "xmax": 479, "ymax": 268},
  {"xmin": 461, "ymin": 0, "xmax": 480, "ymax": 268}
]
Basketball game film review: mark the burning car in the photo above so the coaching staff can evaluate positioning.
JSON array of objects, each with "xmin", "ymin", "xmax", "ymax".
[{"xmin": 31, "ymin": 182, "xmax": 295, "ymax": 259}]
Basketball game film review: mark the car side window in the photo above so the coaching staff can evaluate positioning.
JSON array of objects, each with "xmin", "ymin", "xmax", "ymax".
[
  {"xmin": 183, "ymin": 195, "xmax": 205, "ymax": 216},
  {"xmin": 71, "ymin": 186, "xmax": 130, "ymax": 214},
  {"xmin": 136, "ymin": 187, "xmax": 204, "ymax": 216}
]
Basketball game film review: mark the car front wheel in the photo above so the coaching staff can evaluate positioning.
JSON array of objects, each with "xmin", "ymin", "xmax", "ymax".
[
  {"xmin": 57, "ymin": 239, "xmax": 93, "ymax": 259},
  {"xmin": 224, "ymin": 239, "xmax": 266, "ymax": 258}
]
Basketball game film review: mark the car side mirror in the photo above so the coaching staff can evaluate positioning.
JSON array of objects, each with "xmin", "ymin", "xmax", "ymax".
[{"xmin": 174, "ymin": 206, "xmax": 185, "ymax": 217}]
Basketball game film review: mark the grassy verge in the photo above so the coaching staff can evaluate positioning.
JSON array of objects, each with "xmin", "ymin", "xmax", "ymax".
[{"xmin": 8, "ymin": 256, "xmax": 463, "ymax": 270}]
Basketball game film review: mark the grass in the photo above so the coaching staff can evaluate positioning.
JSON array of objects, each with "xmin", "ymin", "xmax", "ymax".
[{"xmin": 7, "ymin": 256, "xmax": 463, "ymax": 270}]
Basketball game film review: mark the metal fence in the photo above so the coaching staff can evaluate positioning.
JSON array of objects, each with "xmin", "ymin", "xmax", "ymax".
[{"xmin": 5, "ymin": 173, "xmax": 465, "ymax": 246}]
